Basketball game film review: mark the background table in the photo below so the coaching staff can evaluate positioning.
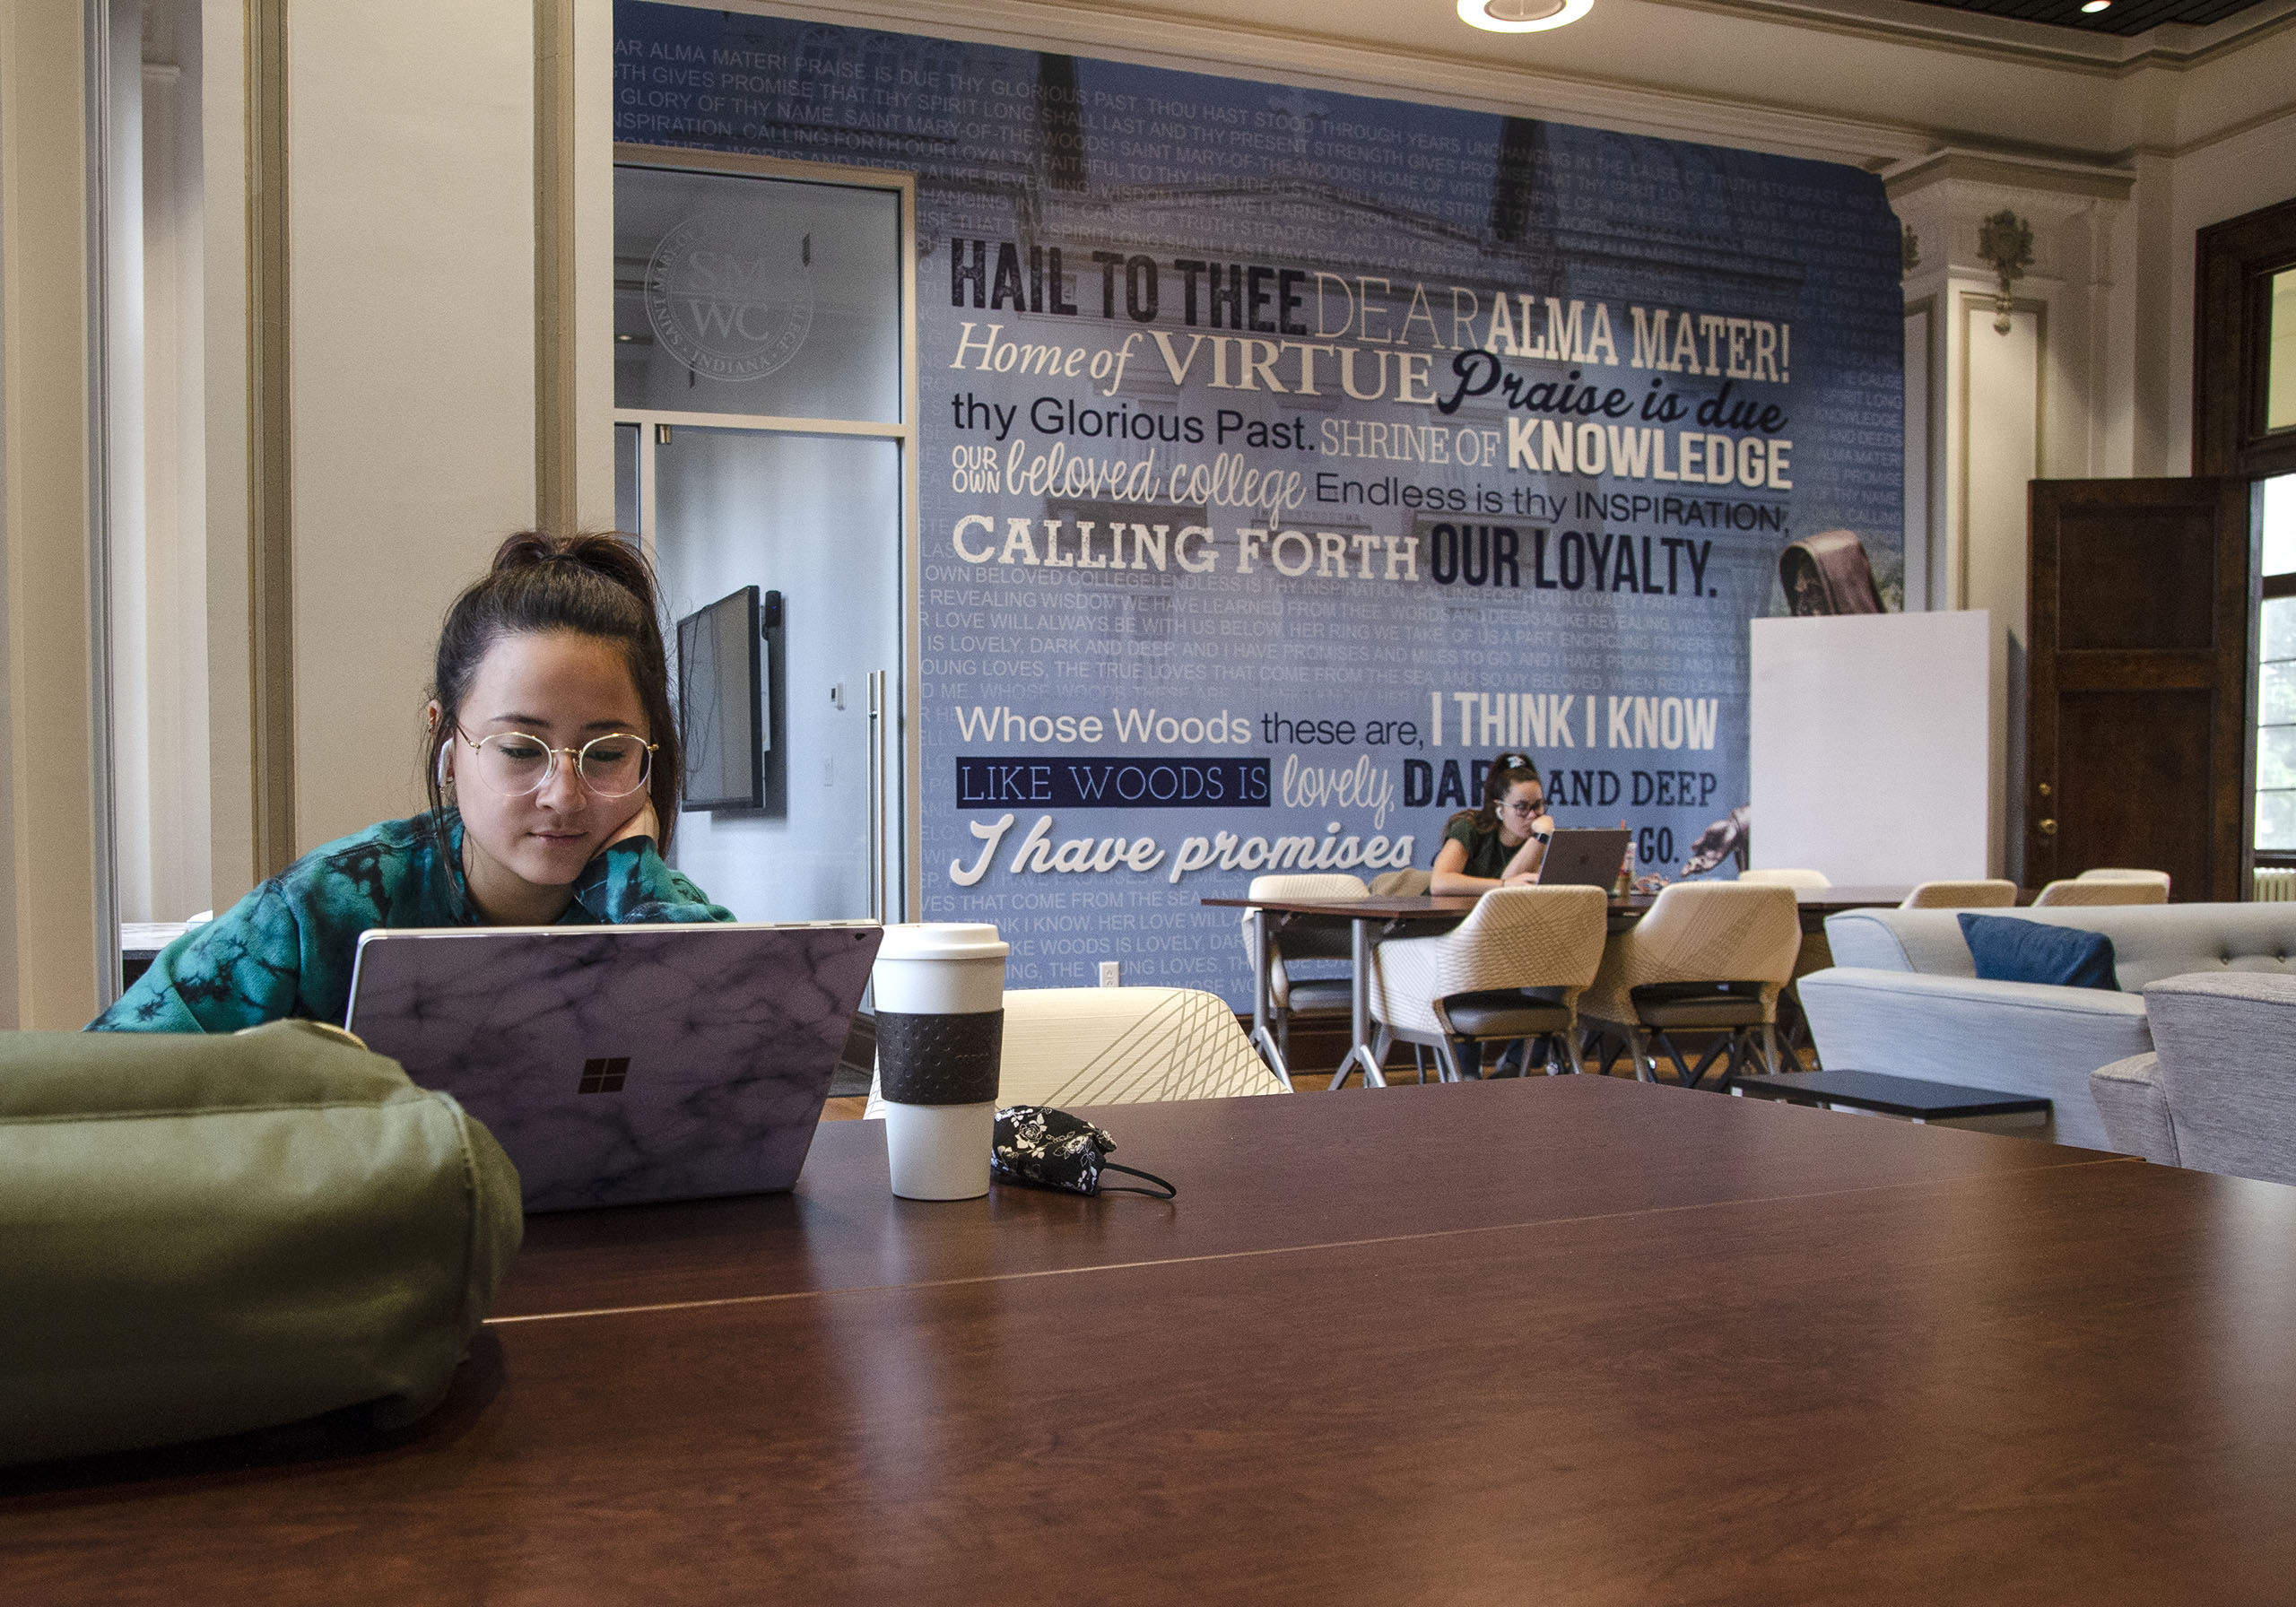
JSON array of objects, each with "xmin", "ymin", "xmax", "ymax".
[
  {"xmin": 1735, "ymin": 1067, "xmax": 2054, "ymax": 1125},
  {"xmin": 9, "ymin": 1078, "xmax": 2296, "ymax": 1603},
  {"xmin": 1205, "ymin": 884, "xmax": 1926, "ymax": 1087}
]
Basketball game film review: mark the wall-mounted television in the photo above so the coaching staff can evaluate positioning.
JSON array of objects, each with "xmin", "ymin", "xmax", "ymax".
[{"xmin": 676, "ymin": 586, "xmax": 765, "ymax": 811}]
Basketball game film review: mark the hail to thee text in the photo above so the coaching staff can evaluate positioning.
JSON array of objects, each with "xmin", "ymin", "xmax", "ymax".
[{"xmin": 945, "ymin": 241, "xmax": 1794, "ymax": 395}]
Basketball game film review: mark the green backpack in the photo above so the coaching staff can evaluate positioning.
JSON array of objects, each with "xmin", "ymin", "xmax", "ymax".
[{"xmin": 1, "ymin": 1020, "xmax": 522, "ymax": 1465}]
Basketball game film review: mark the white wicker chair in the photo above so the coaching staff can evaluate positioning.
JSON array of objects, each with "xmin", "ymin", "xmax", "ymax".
[
  {"xmin": 1364, "ymin": 886, "xmax": 1608, "ymax": 1081},
  {"xmin": 1238, "ymin": 873, "xmax": 1369, "ymax": 1063},
  {"xmin": 1737, "ymin": 868, "xmax": 1831, "ymax": 890},
  {"xmin": 866, "ymin": 986, "xmax": 1283, "ymax": 1116},
  {"xmin": 1579, "ymin": 882, "xmax": 1802, "ymax": 1089},
  {"xmin": 1900, "ymin": 879, "xmax": 2019, "ymax": 909},
  {"xmin": 1740, "ymin": 871, "xmax": 1830, "ymax": 1062},
  {"xmin": 2078, "ymin": 868, "xmax": 2173, "ymax": 891},
  {"xmin": 2035, "ymin": 878, "xmax": 2169, "ymax": 907}
]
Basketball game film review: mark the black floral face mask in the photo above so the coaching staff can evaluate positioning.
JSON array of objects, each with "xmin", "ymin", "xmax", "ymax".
[{"xmin": 991, "ymin": 1106, "xmax": 1177, "ymax": 1199}]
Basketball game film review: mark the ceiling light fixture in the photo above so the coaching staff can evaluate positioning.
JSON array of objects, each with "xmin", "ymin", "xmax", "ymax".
[
  {"xmin": 1457, "ymin": 0, "xmax": 1594, "ymax": 33},
  {"xmin": 2080, "ymin": 0, "xmax": 2110, "ymax": 10}
]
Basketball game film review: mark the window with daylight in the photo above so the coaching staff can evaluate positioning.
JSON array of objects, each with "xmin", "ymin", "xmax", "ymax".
[{"xmin": 2255, "ymin": 476, "xmax": 2296, "ymax": 857}]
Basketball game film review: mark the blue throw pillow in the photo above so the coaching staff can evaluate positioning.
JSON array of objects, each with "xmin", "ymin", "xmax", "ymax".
[{"xmin": 1957, "ymin": 914, "xmax": 2119, "ymax": 991}]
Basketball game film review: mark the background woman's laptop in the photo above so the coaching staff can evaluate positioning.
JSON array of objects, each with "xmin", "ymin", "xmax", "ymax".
[
  {"xmin": 345, "ymin": 922, "xmax": 882, "ymax": 1212},
  {"xmin": 1535, "ymin": 829, "xmax": 1633, "ymax": 890}
]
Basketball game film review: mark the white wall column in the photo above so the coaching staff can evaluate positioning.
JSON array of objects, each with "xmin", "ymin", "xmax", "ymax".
[
  {"xmin": 0, "ymin": 0, "xmax": 108, "ymax": 1026},
  {"xmin": 1890, "ymin": 151, "xmax": 2134, "ymax": 879}
]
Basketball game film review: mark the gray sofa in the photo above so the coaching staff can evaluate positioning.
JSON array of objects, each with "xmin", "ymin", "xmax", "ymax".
[
  {"xmin": 2092, "ymin": 973, "xmax": 2296, "ymax": 1183},
  {"xmin": 1797, "ymin": 904, "xmax": 2296, "ymax": 1149}
]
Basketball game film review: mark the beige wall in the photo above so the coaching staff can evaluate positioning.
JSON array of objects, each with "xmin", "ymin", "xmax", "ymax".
[
  {"xmin": 1, "ymin": 0, "xmax": 104, "ymax": 1027},
  {"xmin": 286, "ymin": 3, "xmax": 539, "ymax": 854}
]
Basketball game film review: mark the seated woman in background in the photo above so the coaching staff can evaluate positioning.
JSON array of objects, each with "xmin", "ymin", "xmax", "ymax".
[
  {"xmin": 93, "ymin": 533, "xmax": 733, "ymax": 1032},
  {"xmin": 1429, "ymin": 751, "xmax": 1556, "ymax": 896}
]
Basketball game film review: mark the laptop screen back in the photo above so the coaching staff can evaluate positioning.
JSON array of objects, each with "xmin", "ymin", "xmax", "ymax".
[
  {"xmin": 1536, "ymin": 829, "xmax": 1633, "ymax": 890},
  {"xmin": 347, "ymin": 922, "xmax": 881, "ymax": 1212}
]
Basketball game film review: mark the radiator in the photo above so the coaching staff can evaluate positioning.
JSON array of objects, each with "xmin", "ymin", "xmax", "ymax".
[{"xmin": 2257, "ymin": 868, "xmax": 2296, "ymax": 902}]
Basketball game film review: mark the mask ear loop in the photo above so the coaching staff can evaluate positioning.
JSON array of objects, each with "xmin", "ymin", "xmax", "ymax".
[{"xmin": 1094, "ymin": 1161, "xmax": 1178, "ymax": 1199}]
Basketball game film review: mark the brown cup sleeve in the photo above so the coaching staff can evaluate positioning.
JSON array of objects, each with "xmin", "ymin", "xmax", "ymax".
[{"xmin": 876, "ymin": 1009, "xmax": 1004, "ymax": 1105}]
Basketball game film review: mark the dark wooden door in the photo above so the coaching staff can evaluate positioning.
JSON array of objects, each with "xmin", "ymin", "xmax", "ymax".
[{"xmin": 2027, "ymin": 478, "xmax": 2254, "ymax": 901}]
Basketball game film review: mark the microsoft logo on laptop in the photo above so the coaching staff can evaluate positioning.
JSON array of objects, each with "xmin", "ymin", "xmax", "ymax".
[{"xmin": 578, "ymin": 1057, "xmax": 631, "ymax": 1094}]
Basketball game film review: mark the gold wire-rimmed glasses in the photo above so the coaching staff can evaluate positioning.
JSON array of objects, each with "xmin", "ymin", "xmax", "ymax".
[{"xmin": 457, "ymin": 728, "xmax": 657, "ymax": 800}]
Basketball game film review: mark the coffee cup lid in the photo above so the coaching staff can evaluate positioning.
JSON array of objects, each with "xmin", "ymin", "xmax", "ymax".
[{"xmin": 875, "ymin": 922, "xmax": 1010, "ymax": 962}]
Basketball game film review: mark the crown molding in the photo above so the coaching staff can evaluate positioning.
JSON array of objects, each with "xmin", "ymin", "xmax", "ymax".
[
  {"xmin": 1883, "ymin": 146, "xmax": 2135, "ymax": 200},
  {"xmin": 2115, "ymin": 92, "xmax": 2296, "ymax": 161},
  {"xmin": 1648, "ymin": 0, "xmax": 2296, "ymax": 74}
]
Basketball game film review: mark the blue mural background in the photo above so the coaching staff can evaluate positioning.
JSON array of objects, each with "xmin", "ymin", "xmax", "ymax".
[{"xmin": 616, "ymin": 3, "xmax": 1904, "ymax": 1001}]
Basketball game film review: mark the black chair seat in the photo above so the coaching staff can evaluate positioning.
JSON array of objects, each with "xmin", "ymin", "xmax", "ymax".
[
  {"xmin": 1637, "ymin": 998, "xmax": 1766, "ymax": 1029},
  {"xmin": 1629, "ymin": 980, "xmax": 1766, "ymax": 1030},
  {"xmin": 1439, "ymin": 989, "xmax": 1572, "ymax": 1038},
  {"xmin": 1281, "ymin": 978, "xmax": 1356, "ymax": 1014}
]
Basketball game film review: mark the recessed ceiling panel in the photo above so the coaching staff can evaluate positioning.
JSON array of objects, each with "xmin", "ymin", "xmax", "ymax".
[{"xmin": 1852, "ymin": 0, "xmax": 2269, "ymax": 36}]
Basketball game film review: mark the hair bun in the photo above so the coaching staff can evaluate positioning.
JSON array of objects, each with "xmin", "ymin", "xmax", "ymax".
[{"xmin": 489, "ymin": 531, "xmax": 660, "ymax": 616}]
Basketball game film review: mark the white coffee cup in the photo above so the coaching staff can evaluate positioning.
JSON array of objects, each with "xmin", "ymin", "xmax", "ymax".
[{"xmin": 874, "ymin": 923, "xmax": 1009, "ymax": 1201}]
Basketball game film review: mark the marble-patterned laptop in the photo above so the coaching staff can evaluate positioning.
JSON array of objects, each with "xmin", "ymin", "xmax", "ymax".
[{"xmin": 345, "ymin": 922, "xmax": 883, "ymax": 1212}]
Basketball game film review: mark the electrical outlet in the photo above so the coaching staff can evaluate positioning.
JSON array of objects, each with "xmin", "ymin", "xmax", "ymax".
[{"xmin": 1099, "ymin": 961, "xmax": 1121, "ymax": 987}]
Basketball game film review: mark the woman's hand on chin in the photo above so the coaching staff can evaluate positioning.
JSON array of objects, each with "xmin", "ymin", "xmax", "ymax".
[{"xmin": 607, "ymin": 795, "xmax": 660, "ymax": 851}]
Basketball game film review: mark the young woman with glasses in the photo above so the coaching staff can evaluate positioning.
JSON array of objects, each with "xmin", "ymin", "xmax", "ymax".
[
  {"xmin": 92, "ymin": 533, "xmax": 733, "ymax": 1031},
  {"xmin": 1429, "ymin": 751, "xmax": 1556, "ymax": 896}
]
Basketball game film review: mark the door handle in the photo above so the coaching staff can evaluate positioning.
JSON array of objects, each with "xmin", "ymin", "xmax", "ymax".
[
  {"xmin": 2037, "ymin": 818, "xmax": 2057, "ymax": 836},
  {"xmin": 865, "ymin": 670, "xmax": 892, "ymax": 923},
  {"xmin": 866, "ymin": 672, "xmax": 883, "ymax": 922}
]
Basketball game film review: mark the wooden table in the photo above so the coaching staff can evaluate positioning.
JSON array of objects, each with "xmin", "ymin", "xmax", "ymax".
[
  {"xmin": 1206, "ymin": 885, "xmax": 1922, "ymax": 1090},
  {"xmin": 9, "ymin": 1078, "xmax": 2296, "ymax": 1603}
]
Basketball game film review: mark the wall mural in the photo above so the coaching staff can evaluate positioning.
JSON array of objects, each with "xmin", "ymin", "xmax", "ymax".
[{"xmin": 615, "ymin": 2, "xmax": 1905, "ymax": 1000}]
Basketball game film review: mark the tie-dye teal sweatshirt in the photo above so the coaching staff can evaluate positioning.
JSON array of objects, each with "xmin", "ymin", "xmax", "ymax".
[{"xmin": 91, "ymin": 810, "xmax": 733, "ymax": 1032}]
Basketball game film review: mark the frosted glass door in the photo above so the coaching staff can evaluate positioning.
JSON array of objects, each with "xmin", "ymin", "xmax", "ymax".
[
  {"xmin": 654, "ymin": 426, "xmax": 903, "ymax": 923},
  {"xmin": 615, "ymin": 168, "xmax": 901, "ymax": 422}
]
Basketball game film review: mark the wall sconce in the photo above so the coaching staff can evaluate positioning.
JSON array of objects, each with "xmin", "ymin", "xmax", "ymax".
[{"xmin": 1976, "ymin": 210, "xmax": 2033, "ymax": 335}]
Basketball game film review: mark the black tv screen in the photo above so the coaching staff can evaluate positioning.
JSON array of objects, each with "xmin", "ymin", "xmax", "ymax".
[{"xmin": 676, "ymin": 586, "xmax": 764, "ymax": 811}]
